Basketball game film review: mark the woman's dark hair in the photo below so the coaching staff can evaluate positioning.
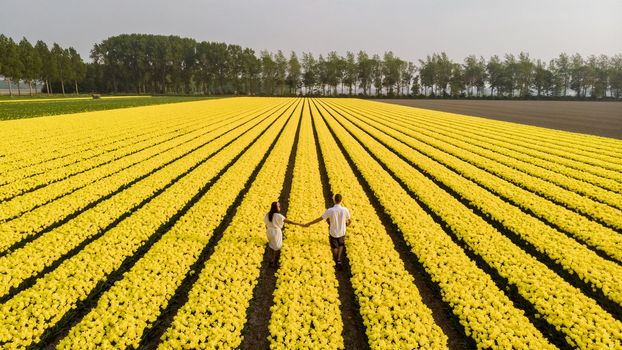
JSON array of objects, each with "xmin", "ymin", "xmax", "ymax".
[{"xmin": 268, "ymin": 201, "xmax": 280, "ymax": 222}]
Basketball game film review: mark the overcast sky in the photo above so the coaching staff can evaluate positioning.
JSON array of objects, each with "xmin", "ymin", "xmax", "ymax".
[{"xmin": 1, "ymin": 0, "xmax": 620, "ymax": 62}]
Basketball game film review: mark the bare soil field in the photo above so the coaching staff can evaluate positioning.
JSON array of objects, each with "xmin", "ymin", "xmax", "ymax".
[{"xmin": 379, "ymin": 99, "xmax": 622, "ymax": 140}]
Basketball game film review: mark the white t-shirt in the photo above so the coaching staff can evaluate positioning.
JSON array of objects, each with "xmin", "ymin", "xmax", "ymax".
[
  {"xmin": 264, "ymin": 213, "xmax": 285, "ymax": 230},
  {"xmin": 321, "ymin": 204, "xmax": 351, "ymax": 238}
]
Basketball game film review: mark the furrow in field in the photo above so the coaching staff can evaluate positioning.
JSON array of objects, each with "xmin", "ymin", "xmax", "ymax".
[
  {"xmin": 0, "ymin": 104, "xmax": 268, "ymax": 223},
  {"xmin": 340, "ymin": 101, "xmax": 622, "ymax": 211},
  {"xmin": 374, "ymin": 101, "xmax": 622, "ymax": 164},
  {"xmin": 154, "ymin": 101, "xmax": 301, "ymax": 349},
  {"xmin": 351, "ymin": 101, "xmax": 622, "ymax": 186},
  {"xmin": 268, "ymin": 100, "xmax": 344, "ymax": 349},
  {"xmin": 325, "ymin": 101, "xmax": 622, "ymax": 263},
  {"xmin": 310, "ymin": 100, "xmax": 448, "ymax": 349},
  {"xmin": 0, "ymin": 99, "xmax": 288, "ymax": 349},
  {"xmin": 0, "ymin": 101, "xmax": 274, "ymax": 197},
  {"xmin": 321, "ymin": 100, "xmax": 622, "ymax": 349},
  {"xmin": 55, "ymin": 100, "xmax": 296, "ymax": 350},
  {"xmin": 316, "ymin": 100, "xmax": 556, "ymax": 349},
  {"xmin": 0, "ymin": 98, "xmax": 264, "ymax": 168},
  {"xmin": 0, "ymin": 103, "xmax": 287, "ymax": 255},
  {"xmin": 321, "ymin": 100, "xmax": 622, "ymax": 312},
  {"xmin": 0, "ymin": 101, "xmax": 292, "ymax": 300}
]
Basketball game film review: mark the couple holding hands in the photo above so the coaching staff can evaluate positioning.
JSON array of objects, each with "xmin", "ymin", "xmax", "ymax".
[{"xmin": 264, "ymin": 194, "xmax": 351, "ymax": 269}]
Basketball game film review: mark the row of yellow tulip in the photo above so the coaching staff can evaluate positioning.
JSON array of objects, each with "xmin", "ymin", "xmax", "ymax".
[
  {"xmin": 369, "ymin": 101, "xmax": 622, "ymax": 165},
  {"xmin": 0, "ymin": 104, "xmax": 280, "ymax": 256},
  {"xmin": 347, "ymin": 103, "xmax": 622, "ymax": 210},
  {"xmin": 435, "ymin": 108, "xmax": 622, "ymax": 164},
  {"xmin": 343, "ymin": 102, "xmax": 622, "ymax": 217},
  {"xmin": 57, "ymin": 100, "xmax": 296, "ymax": 349},
  {"xmin": 0, "ymin": 110, "xmax": 204, "ymax": 185},
  {"xmin": 0, "ymin": 101, "xmax": 288, "ymax": 348},
  {"xmin": 330, "ymin": 102, "xmax": 622, "ymax": 263},
  {"xmin": 323, "ymin": 100, "xmax": 622, "ymax": 302},
  {"xmin": 0, "ymin": 101, "xmax": 198, "ymax": 169},
  {"xmin": 316, "ymin": 100, "xmax": 555, "ymax": 349},
  {"xmin": 361, "ymin": 101, "xmax": 622, "ymax": 187},
  {"xmin": 0, "ymin": 108, "xmax": 258, "ymax": 222},
  {"xmin": 0, "ymin": 99, "xmax": 274, "ymax": 192},
  {"xmin": 0, "ymin": 98, "xmax": 263, "ymax": 166},
  {"xmin": 310, "ymin": 100, "xmax": 448, "ymax": 348},
  {"xmin": 0, "ymin": 106, "xmax": 286, "ymax": 302},
  {"xmin": 158, "ymin": 100, "xmax": 302, "ymax": 349},
  {"xmin": 268, "ymin": 100, "xmax": 344, "ymax": 349},
  {"xmin": 0, "ymin": 100, "xmax": 276, "ymax": 196},
  {"xmin": 320, "ymin": 101, "xmax": 622, "ymax": 348}
]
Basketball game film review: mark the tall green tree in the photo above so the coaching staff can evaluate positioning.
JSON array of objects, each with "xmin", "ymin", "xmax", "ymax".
[
  {"xmin": 411, "ymin": 74, "xmax": 421, "ymax": 95},
  {"xmin": 516, "ymin": 52, "xmax": 534, "ymax": 97},
  {"xmin": 533, "ymin": 59, "xmax": 552, "ymax": 96},
  {"xmin": 286, "ymin": 51, "xmax": 301, "ymax": 95},
  {"xmin": 0, "ymin": 35, "xmax": 11, "ymax": 95},
  {"xmin": 357, "ymin": 51, "xmax": 373, "ymax": 96},
  {"xmin": 260, "ymin": 50, "xmax": 276, "ymax": 95},
  {"xmin": 50, "ymin": 43, "xmax": 69, "ymax": 95},
  {"xmin": 371, "ymin": 54, "xmax": 383, "ymax": 96},
  {"xmin": 3, "ymin": 37, "xmax": 23, "ymax": 96},
  {"xmin": 66, "ymin": 47, "xmax": 86, "ymax": 94},
  {"xmin": 343, "ymin": 51, "xmax": 357, "ymax": 95},
  {"xmin": 274, "ymin": 50, "xmax": 288, "ymax": 95},
  {"xmin": 609, "ymin": 54, "xmax": 622, "ymax": 98},
  {"xmin": 382, "ymin": 51, "xmax": 401, "ymax": 96},
  {"xmin": 400, "ymin": 61, "xmax": 415, "ymax": 96},
  {"xmin": 434, "ymin": 52, "xmax": 453, "ymax": 96},
  {"xmin": 19, "ymin": 38, "xmax": 41, "ymax": 95},
  {"xmin": 0, "ymin": 35, "xmax": 5, "ymax": 77},
  {"xmin": 241, "ymin": 48, "xmax": 260, "ymax": 95},
  {"xmin": 502, "ymin": 54, "xmax": 519, "ymax": 97},
  {"xmin": 570, "ymin": 53, "xmax": 588, "ymax": 97},
  {"xmin": 317, "ymin": 54, "xmax": 329, "ymax": 95},
  {"xmin": 419, "ymin": 55, "xmax": 435, "ymax": 96},
  {"xmin": 463, "ymin": 55, "xmax": 486, "ymax": 96},
  {"xmin": 301, "ymin": 52, "xmax": 317, "ymax": 95},
  {"xmin": 486, "ymin": 55, "xmax": 503, "ymax": 97},
  {"xmin": 587, "ymin": 55, "xmax": 609, "ymax": 98},
  {"xmin": 326, "ymin": 51, "xmax": 342, "ymax": 95},
  {"xmin": 553, "ymin": 53, "xmax": 571, "ymax": 96},
  {"xmin": 449, "ymin": 63, "xmax": 464, "ymax": 97},
  {"xmin": 34, "ymin": 40, "xmax": 53, "ymax": 94}
]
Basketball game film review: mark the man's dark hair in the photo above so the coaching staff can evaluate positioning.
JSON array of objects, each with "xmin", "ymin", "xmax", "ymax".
[{"xmin": 334, "ymin": 194, "xmax": 342, "ymax": 203}]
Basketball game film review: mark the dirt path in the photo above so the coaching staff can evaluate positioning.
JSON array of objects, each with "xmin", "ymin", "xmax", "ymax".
[{"xmin": 378, "ymin": 100, "xmax": 622, "ymax": 140}]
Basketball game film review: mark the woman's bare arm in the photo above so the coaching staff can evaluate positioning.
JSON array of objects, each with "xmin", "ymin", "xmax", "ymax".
[{"xmin": 284, "ymin": 218, "xmax": 303, "ymax": 226}]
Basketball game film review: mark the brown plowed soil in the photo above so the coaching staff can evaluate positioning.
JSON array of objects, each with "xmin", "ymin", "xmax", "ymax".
[{"xmin": 378, "ymin": 100, "xmax": 622, "ymax": 140}]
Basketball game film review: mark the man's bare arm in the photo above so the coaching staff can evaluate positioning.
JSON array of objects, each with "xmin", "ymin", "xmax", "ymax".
[{"xmin": 304, "ymin": 217, "xmax": 324, "ymax": 227}]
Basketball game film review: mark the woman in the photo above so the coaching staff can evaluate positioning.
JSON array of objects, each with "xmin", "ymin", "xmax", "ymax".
[{"xmin": 264, "ymin": 201, "xmax": 303, "ymax": 267}]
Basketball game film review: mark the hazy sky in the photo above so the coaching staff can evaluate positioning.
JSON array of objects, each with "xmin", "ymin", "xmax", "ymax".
[{"xmin": 1, "ymin": 0, "xmax": 620, "ymax": 62}]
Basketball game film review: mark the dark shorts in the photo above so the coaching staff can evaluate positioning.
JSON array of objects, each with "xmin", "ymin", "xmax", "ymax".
[{"xmin": 329, "ymin": 235, "xmax": 345, "ymax": 249}]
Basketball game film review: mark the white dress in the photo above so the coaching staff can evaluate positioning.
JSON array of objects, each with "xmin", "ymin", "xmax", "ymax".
[{"xmin": 264, "ymin": 213, "xmax": 285, "ymax": 250}]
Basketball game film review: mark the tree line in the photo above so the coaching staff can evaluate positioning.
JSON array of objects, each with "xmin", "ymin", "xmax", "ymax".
[
  {"xmin": 0, "ymin": 35, "xmax": 86, "ymax": 96},
  {"xmin": 1, "ymin": 33, "xmax": 621, "ymax": 98}
]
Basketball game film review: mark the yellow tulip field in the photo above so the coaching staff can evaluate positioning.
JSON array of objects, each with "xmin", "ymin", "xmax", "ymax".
[{"xmin": 0, "ymin": 97, "xmax": 621, "ymax": 349}]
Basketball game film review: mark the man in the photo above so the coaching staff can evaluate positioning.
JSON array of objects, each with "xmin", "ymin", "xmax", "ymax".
[{"xmin": 305, "ymin": 193, "xmax": 351, "ymax": 269}]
